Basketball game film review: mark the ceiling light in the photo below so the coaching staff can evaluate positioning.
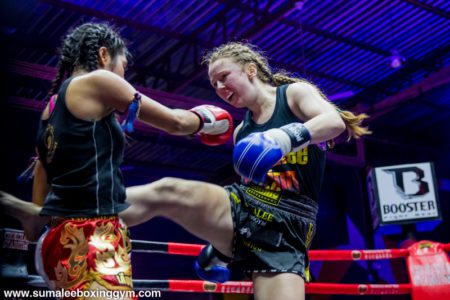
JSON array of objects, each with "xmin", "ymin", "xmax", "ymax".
[
  {"xmin": 295, "ymin": 1, "xmax": 306, "ymax": 10},
  {"xmin": 388, "ymin": 50, "xmax": 406, "ymax": 69}
]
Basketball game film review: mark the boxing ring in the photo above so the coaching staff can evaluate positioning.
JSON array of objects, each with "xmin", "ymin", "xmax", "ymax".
[{"xmin": 1, "ymin": 228, "xmax": 449, "ymax": 298}]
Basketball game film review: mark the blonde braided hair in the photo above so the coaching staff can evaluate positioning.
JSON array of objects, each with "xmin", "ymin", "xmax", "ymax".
[{"xmin": 203, "ymin": 42, "xmax": 371, "ymax": 141}]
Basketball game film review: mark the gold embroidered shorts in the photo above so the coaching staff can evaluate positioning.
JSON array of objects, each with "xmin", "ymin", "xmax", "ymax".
[{"xmin": 36, "ymin": 215, "xmax": 133, "ymax": 297}]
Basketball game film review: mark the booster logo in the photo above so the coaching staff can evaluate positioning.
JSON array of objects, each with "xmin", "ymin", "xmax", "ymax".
[{"xmin": 384, "ymin": 167, "xmax": 429, "ymax": 199}]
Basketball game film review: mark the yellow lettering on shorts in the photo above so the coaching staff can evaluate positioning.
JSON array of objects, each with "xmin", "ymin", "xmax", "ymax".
[
  {"xmin": 305, "ymin": 265, "xmax": 311, "ymax": 282},
  {"xmin": 251, "ymin": 207, "xmax": 274, "ymax": 222},
  {"xmin": 242, "ymin": 239, "xmax": 262, "ymax": 252},
  {"xmin": 246, "ymin": 186, "xmax": 281, "ymax": 206},
  {"xmin": 305, "ymin": 223, "xmax": 314, "ymax": 248},
  {"xmin": 304, "ymin": 223, "xmax": 314, "ymax": 283},
  {"xmin": 230, "ymin": 192, "xmax": 241, "ymax": 204}
]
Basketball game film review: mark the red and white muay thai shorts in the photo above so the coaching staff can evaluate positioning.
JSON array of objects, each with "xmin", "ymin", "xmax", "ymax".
[{"xmin": 35, "ymin": 215, "xmax": 133, "ymax": 297}]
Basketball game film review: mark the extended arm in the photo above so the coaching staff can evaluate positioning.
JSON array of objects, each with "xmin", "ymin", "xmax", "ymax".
[{"xmin": 70, "ymin": 70, "xmax": 232, "ymax": 140}]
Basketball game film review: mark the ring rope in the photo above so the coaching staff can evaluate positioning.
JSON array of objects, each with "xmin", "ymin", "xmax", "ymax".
[
  {"xmin": 4, "ymin": 230, "xmax": 447, "ymax": 296},
  {"xmin": 131, "ymin": 240, "xmax": 450, "ymax": 261},
  {"xmin": 25, "ymin": 275, "xmax": 412, "ymax": 295}
]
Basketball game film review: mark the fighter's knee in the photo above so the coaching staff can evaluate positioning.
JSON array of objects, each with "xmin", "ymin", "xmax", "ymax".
[
  {"xmin": 151, "ymin": 178, "xmax": 194, "ymax": 203},
  {"xmin": 156, "ymin": 178, "xmax": 212, "ymax": 212},
  {"xmin": 153, "ymin": 177, "xmax": 184, "ymax": 195}
]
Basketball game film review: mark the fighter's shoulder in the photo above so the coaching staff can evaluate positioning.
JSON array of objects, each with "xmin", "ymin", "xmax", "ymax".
[
  {"xmin": 233, "ymin": 121, "xmax": 244, "ymax": 144},
  {"xmin": 286, "ymin": 81, "xmax": 319, "ymax": 102}
]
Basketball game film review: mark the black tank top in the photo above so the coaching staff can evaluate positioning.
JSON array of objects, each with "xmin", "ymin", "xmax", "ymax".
[
  {"xmin": 236, "ymin": 84, "xmax": 326, "ymax": 203},
  {"xmin": 36, "ymin": 78, "xmax": 128, "ymax": 217}
]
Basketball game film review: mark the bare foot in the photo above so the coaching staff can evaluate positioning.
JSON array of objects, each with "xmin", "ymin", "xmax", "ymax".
[{"xmin": 0, "ymin": 191, "xmax": 49, "ymax": 241}]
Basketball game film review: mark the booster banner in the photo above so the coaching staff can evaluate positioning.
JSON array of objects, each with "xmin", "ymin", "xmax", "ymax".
[{"xmin": 367, "ymin": 162, "xmax": 441, "ymax": 228}]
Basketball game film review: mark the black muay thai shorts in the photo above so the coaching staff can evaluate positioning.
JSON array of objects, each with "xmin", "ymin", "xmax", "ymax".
[{"xmin": 224, "ymin": 183, "xmax": 318, "ymax": 281}]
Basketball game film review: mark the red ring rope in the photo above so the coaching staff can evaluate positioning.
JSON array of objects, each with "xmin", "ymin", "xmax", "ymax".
[
  {"xmin": 25, "ymin": 276, "xmax": 412, "ymax": 295},
  {"xmin": 163, "ymin": 281, "xmax": 412, "ymax": 295},
  {"xmin": 131, "ymin": 240, "xmax": 450, "ymax": 261},
  {"xmin": 4, "ymin": 229, "xmax": 447, "ymax": 296}
]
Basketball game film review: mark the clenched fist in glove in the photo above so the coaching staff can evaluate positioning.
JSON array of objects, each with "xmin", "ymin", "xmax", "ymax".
[
  {"xmin": 233, "ymin": 122, "xmax": 311, "ymax": 183},
  {"xmin": 190, "ymin": 105, "xmax": 233, "ymax": 146}
]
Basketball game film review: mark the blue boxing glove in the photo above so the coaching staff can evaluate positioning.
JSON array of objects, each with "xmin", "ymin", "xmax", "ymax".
[
  {"xmin": 194, "ymin": 244, "xmax": 231, "ymax": 283},
  {"xmin": 233, "ymin": 123, "xmax": 311, "ymax": 183},
  {"xmin": 233, "ymin": 132, "xmax": 283, "ymax": 183}
]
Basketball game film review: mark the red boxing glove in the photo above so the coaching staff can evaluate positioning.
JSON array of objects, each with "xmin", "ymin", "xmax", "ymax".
[{"xmin": 190, "ymin": 105, "xmax": 233, "ymax": 146}]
